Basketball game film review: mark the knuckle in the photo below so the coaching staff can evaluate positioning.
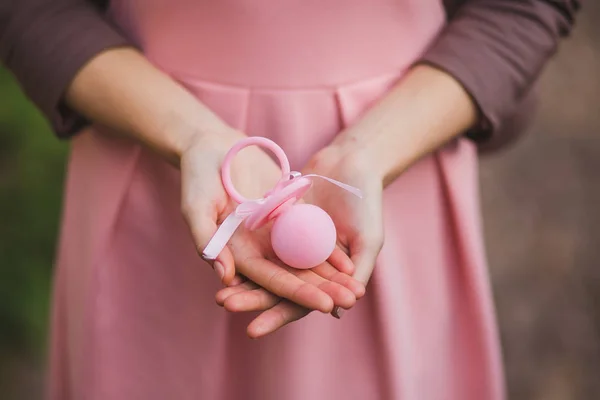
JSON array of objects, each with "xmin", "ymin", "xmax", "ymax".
[
  {"xmin": 290, "ymin": 282, "xmax": 310, "ymax": 301},
  {"xmin": 259, "ymin": 292, "xmax": 276, "ymax": 309},
  {"xmin": 267, "ymin": 270, "xmax": 288, "ymax": 295}
]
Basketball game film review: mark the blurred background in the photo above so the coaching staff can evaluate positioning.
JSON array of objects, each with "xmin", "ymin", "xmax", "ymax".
[{"xmin": 0, "ymin": 4, "xmax": 598, "ymax": 400}]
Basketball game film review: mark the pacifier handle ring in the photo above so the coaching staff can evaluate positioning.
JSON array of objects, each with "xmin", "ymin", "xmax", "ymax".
[{"xmin": 221, "ymin": 137, "xmax": 291, "ymax": 204}]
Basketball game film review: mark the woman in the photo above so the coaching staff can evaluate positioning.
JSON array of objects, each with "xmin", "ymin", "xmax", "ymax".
[{"xmin": 1, "ymin": 0, "xmax": 579, "ymax": 399}]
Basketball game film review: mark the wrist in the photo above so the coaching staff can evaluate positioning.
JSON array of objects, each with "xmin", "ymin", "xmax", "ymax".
[
  {"xmin": 329, "ymin": 126, "xmax": 406, "ymax": 187},
  {"xmin": 319, "ymin": 138, "xmax": 388, "ymax": 186},
  {"xmin": 155, "ymin": 116, "xmax": 244, "ymax": 168},
  {"xmin": 329, "ymin": 65, "xmax": 477, "ymax": 187}
]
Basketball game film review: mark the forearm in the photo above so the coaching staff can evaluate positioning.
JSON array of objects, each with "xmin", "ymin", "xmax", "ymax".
[
  {"xmin": 65, "ymin": 47, "xmax": 238, "ymax": 165},
  {"xmin": 331, "ymin": 64, "xmax": 477, "ymax": 187}
]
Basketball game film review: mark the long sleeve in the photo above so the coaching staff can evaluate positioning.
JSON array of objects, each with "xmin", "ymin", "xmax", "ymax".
[
  {"xmin": 0, "ymin": 0, "xmax": 128, "ymax": 137},
  {"xmin": 1, "ymin": 0, "xmax": 581, "ymax": 147},
  {"xmin": 424, "ymin": 0, "xmax": 581, "ymax": 151}
]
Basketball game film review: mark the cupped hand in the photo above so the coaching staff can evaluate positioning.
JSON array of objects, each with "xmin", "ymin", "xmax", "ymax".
[
  {"xmin": 179, "ymin": 131, "xmax": 364, "ymax": 314},
  {"xmin": 303, "ymin": 145, "xmax": 385, "ymax": 288},
  {"xmin": 215, "ymin": 143, "xmax": 383, "ymax": 337}
]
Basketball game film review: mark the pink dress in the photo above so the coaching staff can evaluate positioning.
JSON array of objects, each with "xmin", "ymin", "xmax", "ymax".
[{"xmin": 49, "ymin": 0, "xmax": 505, "ymax": 399}]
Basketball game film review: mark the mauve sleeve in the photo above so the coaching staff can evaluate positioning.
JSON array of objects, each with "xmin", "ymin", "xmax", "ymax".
[
  {"xmin": 0, "ymin": 0, "xmax": 129, "ymax": 138},
  {"xmin": 423, "ymin": 0, "xmax": 581, "ymax": 152}
]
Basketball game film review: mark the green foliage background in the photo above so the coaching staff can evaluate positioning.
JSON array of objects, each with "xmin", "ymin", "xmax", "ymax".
[{"xmin": 0, "ymin": 67, "xmax": 67, "ymax": 365}]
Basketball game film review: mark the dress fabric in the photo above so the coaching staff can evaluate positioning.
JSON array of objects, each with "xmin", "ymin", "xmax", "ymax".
[{"xmin": 48, "ymin": 1, "xmax": 505, "ymax": 399}]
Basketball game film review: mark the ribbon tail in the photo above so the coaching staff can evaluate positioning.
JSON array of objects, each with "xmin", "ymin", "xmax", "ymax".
[
  {"xmin": 201, "ymin": 213, "xmax": 245, "ymax": 260},
  {"xmin": 303, "ymin": 174, "xmax": 363, "ymax": 198}
]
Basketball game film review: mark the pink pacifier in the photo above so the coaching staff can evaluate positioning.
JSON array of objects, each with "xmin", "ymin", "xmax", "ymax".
[{"xmin": 202, "ymin": 137, "xmax": 362, "ymax": 269}]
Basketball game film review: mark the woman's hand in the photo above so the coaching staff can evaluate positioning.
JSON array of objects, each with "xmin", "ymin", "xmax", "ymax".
[
  {"xmin": 64, "ymin": 47, "xmax": 364, "ymax": 316},
  {"xmin": 180, "ymin": 130, "xmax": 365, "ymax": 314},
  {"xmin": 215, "ymin": 142, "xmax": 383, "ymax": 336},
  {"xmin": 303, "ymin": 146, "xmax": 385, "ymax": 289}
]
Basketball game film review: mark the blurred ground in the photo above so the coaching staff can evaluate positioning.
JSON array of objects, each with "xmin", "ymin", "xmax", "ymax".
[
  {"xmin": 480, "ymin": 3, "xmax": 600, "ymax": 399},
  {"xmin": 1, "ymin": 4, "xmax": 599, "ymax": 400}
]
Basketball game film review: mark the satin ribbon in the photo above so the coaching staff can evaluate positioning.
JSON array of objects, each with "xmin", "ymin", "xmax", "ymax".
[{"xmin": 201, "ymin": 172, "xmax": 362, "ymax": 260}]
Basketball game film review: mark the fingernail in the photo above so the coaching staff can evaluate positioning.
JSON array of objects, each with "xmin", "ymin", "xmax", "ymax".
[
  {"xmin": 214, "ymin": 261, "xmax": 225, "ymax": 281},
  {"xmin": 332, "ymin": 306, "xmax": 345, "ymax": 319}
]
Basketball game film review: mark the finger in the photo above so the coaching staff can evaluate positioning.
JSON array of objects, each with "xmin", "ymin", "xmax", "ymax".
[
  {"xmin": 183, "ymin": 206, "xmax": 237, "ymax": 285},
  {"xmin": 327, "ymin": 246, "xmax": 355, "ymax": 275},
  {"xmin": 223, "ymin": 267, "xmax": 361, "ymax": 313},
  {"xmin": 247, "ymin": 301, "xmax": 311, "ymax": 339},
  {"xmin": 224, "ymin": 288, "xmax": 280, "ymax": 312},
  {"xmin": 215, "ymin": 280, "xmax": 259, "ymax": 306},
  {"xmin": 312, "ymin": 262, "xmax": 366, "ymax": 299},
  {"xmin": 331, "ymin": 237, "xmax": 382, "ymax": 319},
  {"xmin": 229, "ymin": 274, "xmax": 246, "ymax": 287},
  {"xmin": 219, "ymin": 260, "xmax": 358, "ymax": 310},
  {"xmin": 351, "ymin": 245, "xmax": 380, "ymax": 286},
  {"xmin": 287, "ymin": 267, "xmax": 357, "ymax": 310},
  {"xmin": 239, "ymin": 257, "xmax": 334, "ymax": 313},
  {"xmin": 216, "ymin": 246, "xmax": 237, "ymax": 285}
]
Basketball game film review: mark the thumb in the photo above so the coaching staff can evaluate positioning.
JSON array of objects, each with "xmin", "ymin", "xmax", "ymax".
[
  {"xmin": 331, "ymin": 236, "xmax": 381, "ymax": 319},
  {"xmin": 350, "ymin": 235, "xmax": 383, "ymax": 286},
  {"xmin": 183, "ymin": 206, "xmax": 237, "ymax": 285},
  {"xmin": 214, "ymin": 248, "xmax": 236, "ymax": 286}
]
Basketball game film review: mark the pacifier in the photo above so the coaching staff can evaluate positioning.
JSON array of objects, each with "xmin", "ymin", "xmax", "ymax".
[{"xmin": 202, "ymin": 137, "xmax": 362, "ymax": 269}]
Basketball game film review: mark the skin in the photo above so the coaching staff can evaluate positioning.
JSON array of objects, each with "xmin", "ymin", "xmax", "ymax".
[
  {"xmin": 66, "ymin": 47, "xmax": 477, "ymax": 338},
  {"xmin": 65, "ymin": 47, "xmax": 365, "ymax": 316},
  {"xmin": 216, "ymin": 64, "xmax": 478, "ymax": 337}
]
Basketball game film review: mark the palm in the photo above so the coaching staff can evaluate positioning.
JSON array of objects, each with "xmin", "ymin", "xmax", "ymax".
[
  {"xmin": 180, "ymin": 139, "xmax": 364, "ymax": 322},
  {"xmin": 214, "ymin": 148, "xmax": 383, "ymax": 337}
]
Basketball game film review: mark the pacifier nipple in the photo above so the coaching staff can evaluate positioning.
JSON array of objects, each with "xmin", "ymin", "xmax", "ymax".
[{"xmin": 271, "ymin": 203, "xmax": 336, "ymax": 269}]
